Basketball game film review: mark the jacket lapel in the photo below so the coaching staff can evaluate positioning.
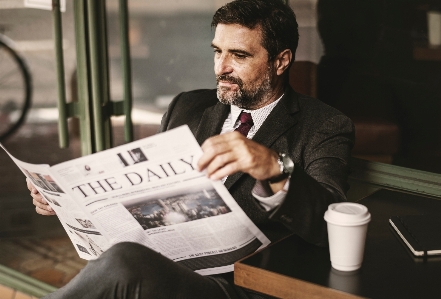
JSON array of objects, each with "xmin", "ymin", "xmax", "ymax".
[
  {"xmin": 195, "ymin": 101, "xmax": 230, "ymax": 145},
  {"xmin": 224, "ymin": 88, "xmax": 300, "ymax": 189},
  {"xmin": 252, "ymin": 89, "xmax": 299, "ymax": 148}
]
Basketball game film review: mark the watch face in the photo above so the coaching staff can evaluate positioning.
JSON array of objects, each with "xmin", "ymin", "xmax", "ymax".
[{"xmin": 282, "ymin": 155, "xmax": 295, "ymax": 174}]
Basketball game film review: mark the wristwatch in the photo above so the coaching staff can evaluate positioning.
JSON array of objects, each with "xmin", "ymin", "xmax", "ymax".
[{"xmin": 268, "ymin": 153, "xmax": 294, "ymax": 183}]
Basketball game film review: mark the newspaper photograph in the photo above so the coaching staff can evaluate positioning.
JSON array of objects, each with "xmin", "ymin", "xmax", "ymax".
[{"xmin": 1, "ymin": 125, "xmax": 270, "ymax": 275}]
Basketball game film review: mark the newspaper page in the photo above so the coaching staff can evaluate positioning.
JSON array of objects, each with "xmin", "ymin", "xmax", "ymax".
[
  {"xmin": 0, "ymin": 148, "xmax": 110, "ymax": 260},
  {"xmin": 1, "ymin": 125, "xmax": 270, "ymax": 275}
]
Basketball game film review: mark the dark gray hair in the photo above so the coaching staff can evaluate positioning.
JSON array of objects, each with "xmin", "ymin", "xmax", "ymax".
[{"xmin": 211, "ymin": 0, "xmax": 299, "ymax": 64}]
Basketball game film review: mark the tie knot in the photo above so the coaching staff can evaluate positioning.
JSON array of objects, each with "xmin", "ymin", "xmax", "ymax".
[
  {"xmin": 239, "ymin": 112, "xmax": 253, "ymax": 126},
  {"xmin": 235, "ymin": 112, "xmax": 254, "ymax": 137}
]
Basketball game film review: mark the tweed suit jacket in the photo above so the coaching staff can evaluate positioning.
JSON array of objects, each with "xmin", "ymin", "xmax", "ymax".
[{"xmin": 158, "ymin": 86, "xmax": 355, "ymax": 247}]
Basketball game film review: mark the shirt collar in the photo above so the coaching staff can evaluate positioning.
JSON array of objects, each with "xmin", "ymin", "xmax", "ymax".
[{"xmin": 230, "ymin": 94, "xmax": 284, "ymax": 131}]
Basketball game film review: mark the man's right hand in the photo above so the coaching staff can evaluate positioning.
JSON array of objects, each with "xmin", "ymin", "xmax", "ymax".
[{"xmin": 27, "ymin": 178, "xmax": 56, "ymax": 216}]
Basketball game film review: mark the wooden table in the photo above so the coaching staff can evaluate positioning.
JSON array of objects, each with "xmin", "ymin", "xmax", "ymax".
[{"xmin": 235, "ymin": 189, "xmax": 441, "ymax": 298}]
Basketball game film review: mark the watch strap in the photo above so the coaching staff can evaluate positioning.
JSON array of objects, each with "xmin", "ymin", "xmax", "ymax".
[{"xmin": 268, "ymin": 153, "xmax": 293, "ymax": 183}]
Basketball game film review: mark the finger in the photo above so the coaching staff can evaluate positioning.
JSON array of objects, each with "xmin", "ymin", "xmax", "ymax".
[
  {"xmin": 26, "ymin": 178, "xmax": 37, "ymax": 193},
  {"xmin": 198, "ymin": 133, "xmax": 245, "ymax": 171},
  {"xmin": 32, "ymin": 196, "xmax": 51, "ymax": 209},
  {"xmin": 28, "ymin": 183, "xmax": 39, "ymax": 195},
  {"xmin": 198, "ymin": 141, "xmax": 230, "ymax": 171},
  {"xmin": 30, "ymin": 192, "xmax": 47, "ymax": 205},
  {"xmin": 33, "ymin": 198, "xmax": 54, "ymax": 214},
  {"xmin": 201, "ymin": 131, "xmax": 244, "ymax": 149},
  {"xmin": 35, "ymin": 206, "xmax": 56, "ymax": 216},
  {"xmin": 205, "ymin": 152, "xmax": 239, "ymax": 179},
  {"xmin": 208, "ymin": 160, "xmax": 241, "ymax": 180}
]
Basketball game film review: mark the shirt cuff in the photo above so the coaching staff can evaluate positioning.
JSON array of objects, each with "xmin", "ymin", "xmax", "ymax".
[{"xmin": 252, "ymin": 179, "xmax": 290, "ymax": 212}]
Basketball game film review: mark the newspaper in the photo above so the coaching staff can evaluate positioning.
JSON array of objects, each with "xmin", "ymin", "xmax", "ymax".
[{"xmin": 1, "ymin": 125, "xmax": 270, "ymax": 275}]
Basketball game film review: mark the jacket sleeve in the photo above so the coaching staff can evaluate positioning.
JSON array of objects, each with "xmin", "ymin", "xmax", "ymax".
[
  {"xmin": 157, "ymin": 92, "xmax": 183, "ymax": 133},
  {"xmin": 269, "ymin": 114, "xmax": 355, "ymax": 246}
]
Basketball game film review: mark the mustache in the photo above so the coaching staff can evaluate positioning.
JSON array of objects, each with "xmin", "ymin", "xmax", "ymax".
[{"xmin": 216, "ymin": 75, "xmax": 243, "ymax": 86}]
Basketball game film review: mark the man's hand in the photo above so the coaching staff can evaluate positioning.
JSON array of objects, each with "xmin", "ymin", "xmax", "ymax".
[
  {"xmin": 26, "ymin": 178, "xmax": 56, "ymax": 216},
  {"xmin": 197, "ymin": 131, "xmax": 287, "ymax": 192}
]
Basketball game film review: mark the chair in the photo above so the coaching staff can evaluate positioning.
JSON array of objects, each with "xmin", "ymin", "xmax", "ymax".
[{"xmin": 289, "ymin": 61, "xmax": 401, "ymax": 164}]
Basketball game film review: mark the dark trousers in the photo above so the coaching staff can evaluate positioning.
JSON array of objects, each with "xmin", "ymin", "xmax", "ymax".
[{"xmin": 43, "ymin": 242, "xmax": 268, "ymax": 299}]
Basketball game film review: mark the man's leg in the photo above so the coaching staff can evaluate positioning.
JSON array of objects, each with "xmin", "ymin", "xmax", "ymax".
[{"xmin": 43, "ymin": 242, "xmax": 232, "ymax": 299}]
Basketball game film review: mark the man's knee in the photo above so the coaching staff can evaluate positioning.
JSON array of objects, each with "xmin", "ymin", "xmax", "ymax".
[
  {"xmin": 95, "ymin": 242, "xmax": 197, "ymax": 296},
  {"xmin": 98, "ymin": 242, "xmax": 154, "ymax": 282},
  {"xmin": 103, "ymin": 242, "xmax": 149, "ymax": 261}
]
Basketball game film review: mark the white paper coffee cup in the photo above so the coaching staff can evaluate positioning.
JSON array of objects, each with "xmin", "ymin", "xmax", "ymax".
[{"xmin": 324, "ymin": 203, "xmax": 371, "ymax": 271}]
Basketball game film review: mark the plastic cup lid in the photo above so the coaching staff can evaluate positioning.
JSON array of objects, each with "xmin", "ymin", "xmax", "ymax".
[{"xmin": 324, "ymin": 202, "xmax": 371, "ymax": 226}]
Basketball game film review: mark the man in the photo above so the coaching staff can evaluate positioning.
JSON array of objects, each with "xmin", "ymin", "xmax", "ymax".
[{"xmin": 28, "ymin": 0, "xmax": 354, "ymax": 298}]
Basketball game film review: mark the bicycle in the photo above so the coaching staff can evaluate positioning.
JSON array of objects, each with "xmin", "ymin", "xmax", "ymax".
[{"xmin": 0, "ymin": 33, "xmax": 32, "ymax": 142}]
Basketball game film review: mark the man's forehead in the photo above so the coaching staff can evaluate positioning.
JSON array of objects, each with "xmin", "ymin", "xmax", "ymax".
[{"xmin": 212, "ymin": 23, "xmax": 264, "ymax": 50}]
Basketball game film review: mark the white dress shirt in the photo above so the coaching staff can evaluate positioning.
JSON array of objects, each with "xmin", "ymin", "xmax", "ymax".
[{"xmin": 219, "ymin": 96, "xmax": 290, "ymax": 211}]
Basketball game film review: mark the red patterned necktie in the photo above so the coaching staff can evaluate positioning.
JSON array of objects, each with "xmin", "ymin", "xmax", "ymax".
[{"xmin": 235, "ymin": 112, "xmax": 254, "ymax": 137}]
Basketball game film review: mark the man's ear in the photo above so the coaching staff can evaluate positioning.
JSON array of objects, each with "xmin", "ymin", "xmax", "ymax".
[{"xmin": 274, "ymin": 49, "xmax": 292, "ymax": 76}]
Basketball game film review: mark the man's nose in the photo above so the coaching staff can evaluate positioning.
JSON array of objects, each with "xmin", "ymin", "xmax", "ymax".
[{"xmin": 214, "ymin": 55, "xmax": 233, "ymax": 76}]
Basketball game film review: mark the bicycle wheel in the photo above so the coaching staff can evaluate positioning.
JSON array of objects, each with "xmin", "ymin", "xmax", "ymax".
[{"xmin": 0, "ymin": 33, "xmax": 32, "ymax": 142}]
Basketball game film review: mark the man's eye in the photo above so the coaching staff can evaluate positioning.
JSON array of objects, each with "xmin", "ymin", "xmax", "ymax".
[{"xmin": 234, "ymin": 54, "xmax": 246, "ymax": 59}]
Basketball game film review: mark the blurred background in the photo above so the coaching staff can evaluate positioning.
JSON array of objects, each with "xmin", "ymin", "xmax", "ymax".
[{"xmin": 0, "ymin": 0, "xmax": 440, "ymax": 292}]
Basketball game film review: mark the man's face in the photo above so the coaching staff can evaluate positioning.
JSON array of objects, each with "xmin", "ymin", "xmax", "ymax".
[{"xmin": 211, "ymin": 24, "xmax": 276, "ymax": 109}]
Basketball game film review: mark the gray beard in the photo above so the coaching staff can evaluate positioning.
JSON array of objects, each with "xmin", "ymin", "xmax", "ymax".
[
  {"xmin": 217, "ymin": 86, "xmax": 262, "ymax": 109},
  {"xmin": 216, "ymin": 71, "xmax": 272, "ymax": 109}
]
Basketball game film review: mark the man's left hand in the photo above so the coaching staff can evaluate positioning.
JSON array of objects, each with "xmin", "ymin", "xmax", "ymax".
[{"xmin": 197, "ymin": 131, "xmax": 283, "ymax": 183}]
